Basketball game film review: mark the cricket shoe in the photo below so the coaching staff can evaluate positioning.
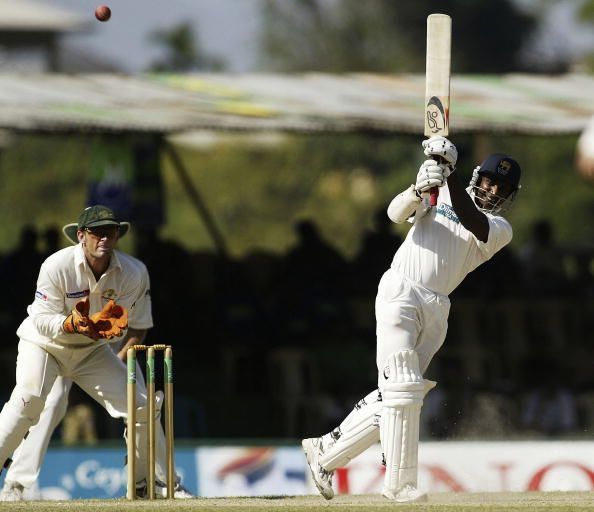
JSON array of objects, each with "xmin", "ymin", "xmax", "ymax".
[
  {"xmin": 134, "ymin": 479, "xmax": 155, "ymax": 499},
  {"xmin": 0, "ymin": 482, "xmax": 24, "ymax": 502},
  {"xmin": 382, "ymin": 484, "xmax": 427, "ymax": 503},
  {"xmin": 302, "ymin": 438, "xmax": 334, "ymax": 500},
  {"xmin": 155, "ymin": 479, "xmax": 194, "ymax": 499}
]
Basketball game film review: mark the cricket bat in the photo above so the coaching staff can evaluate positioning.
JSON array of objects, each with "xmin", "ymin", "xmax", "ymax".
[{"xmin": 424, "ymin": 13, "xmax": 452, "ymax": 206}]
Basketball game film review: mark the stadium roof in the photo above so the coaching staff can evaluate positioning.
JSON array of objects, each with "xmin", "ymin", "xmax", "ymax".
[
  {"xmin": 0, "ymin": 72, "xmax": 593, "ymax": 136},
  {"xmin": 0, "ymin": 0, "xmax": 87, "ymax": 31}
]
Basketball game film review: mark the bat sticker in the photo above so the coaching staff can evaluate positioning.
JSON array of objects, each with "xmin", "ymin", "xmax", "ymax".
[{"xmin": 425, "ymin": 96, "xmax": 448, "ymax": 134}]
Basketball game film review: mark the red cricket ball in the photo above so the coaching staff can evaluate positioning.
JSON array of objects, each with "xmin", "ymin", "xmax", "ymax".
[{"xmin": 95, "ymin": 5, "xmax": 111, "ymax": 22}]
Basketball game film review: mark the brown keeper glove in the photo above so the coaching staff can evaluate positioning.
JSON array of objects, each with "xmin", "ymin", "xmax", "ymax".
[
  {"xmin": 90, "ymin": 300, "xmax": 128, "ymax": 339},
  {"xmin": 63, "ymin": 298, "xmax": 99, "ymax": 340}
]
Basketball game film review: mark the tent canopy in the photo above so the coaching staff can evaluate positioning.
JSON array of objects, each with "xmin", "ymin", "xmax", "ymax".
[
  {"xmin": 0, "ymin": 72, "xmax": 592, "ymax": 135},
  {"xmin": 0, "ymin": 0, "xmax": 87, "ymax": 31}
]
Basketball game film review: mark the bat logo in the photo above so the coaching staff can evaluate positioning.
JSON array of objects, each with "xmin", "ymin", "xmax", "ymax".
[{"xmin": 426, "ymin": 96, "xmax": 449, "ymax": 134}]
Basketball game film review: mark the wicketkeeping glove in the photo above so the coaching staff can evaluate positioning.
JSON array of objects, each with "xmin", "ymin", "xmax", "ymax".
[
  {"xmin": 415, "ymin": 159, "xmax": 451, "ymax": 194},
  {"xmin": 90, "ymin": 300, "xmax": 128, "ymax": 339},
  {"xmin": 422, "ymin": 136, "xmax": 458, "ymax": 170},
  {"xmin": 63, "ymin": 298, "xmax": 99, "ymax": 340}
]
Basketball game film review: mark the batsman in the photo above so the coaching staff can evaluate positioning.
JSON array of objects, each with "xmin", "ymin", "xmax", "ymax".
[{"xmin": 302, "ymin": 138, "xmax": 522, "ymax": 502}]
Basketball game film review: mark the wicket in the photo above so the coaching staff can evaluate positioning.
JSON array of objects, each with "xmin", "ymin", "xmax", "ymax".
[{"xmin": 126, "ymin": 344, "xmax": 175, "ymax": 500}]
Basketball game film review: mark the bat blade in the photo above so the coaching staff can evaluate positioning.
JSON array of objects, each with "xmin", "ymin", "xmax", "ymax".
[{"xmin": 424, "ymin": 13, "xmax": 452, "ymax": 205}]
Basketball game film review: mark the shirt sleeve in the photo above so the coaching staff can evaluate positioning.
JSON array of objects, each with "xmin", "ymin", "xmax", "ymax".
[
  {"xmin": 127, "ymin": 266, "xmax": 153, "ymax": 330},
  {"xmin": 476, "ymin": 215, "xmax": 513, "ymax": 260},
  {"xmin": 28, "ymin": 261, "xmax": 68, "ymax": 339}
]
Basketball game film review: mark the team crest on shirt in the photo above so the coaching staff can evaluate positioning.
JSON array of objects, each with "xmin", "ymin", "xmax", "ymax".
[
  {"xmin": 102, "ymin": 289, "xmax": 119, "ymax": 301},
  {"xmin": 436, "ymin": 203, "xmax": 460, "ymax": 224}
]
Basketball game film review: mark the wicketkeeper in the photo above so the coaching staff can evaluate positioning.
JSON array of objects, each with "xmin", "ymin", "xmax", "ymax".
[{"xmin": 0, "ymin": 206, "xmax": 186, "ymax": 500}]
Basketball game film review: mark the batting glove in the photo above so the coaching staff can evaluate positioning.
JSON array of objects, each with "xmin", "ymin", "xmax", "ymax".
[
  {"xmin": 415, "ymin": 159, "xmax": 450, "ymax": 194},
  {"xmin": 422, "ymin": 136, "xmax": 458, "ymax": 170}
]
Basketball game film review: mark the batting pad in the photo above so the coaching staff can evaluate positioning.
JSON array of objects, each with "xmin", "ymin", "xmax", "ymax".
[
  {"xmin": 380, "ymin": 350, "xmax": 433, "ymax": 495},
  {"xmin": 319, "ymin": 390, "xmax": 382, "ymax": 472}
]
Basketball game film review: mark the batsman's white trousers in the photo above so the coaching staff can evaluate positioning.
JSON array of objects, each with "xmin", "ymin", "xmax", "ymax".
[
  {"xmin": 375, "ymin": 267, "xmax": 450, "ymax": 383},
  {"xmin": 319, "ymin": 268, "xmax": 450, "ymax": 473}
]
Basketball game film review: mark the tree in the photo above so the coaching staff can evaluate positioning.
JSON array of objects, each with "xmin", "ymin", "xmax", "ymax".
[
  {"xmin": 580, "ymin": 0, "xmax": 594, "ymax": 21},
  {"xmin": 148, "ymin": 23, "xmax": 226, "ymax": 72},
  {"xmin": 259, "ymin": 0, "xmax": 537, "ymax": 73},
  {"xmin": 578, "ymin": 0, "xmax": 594, "ymax": 71}
]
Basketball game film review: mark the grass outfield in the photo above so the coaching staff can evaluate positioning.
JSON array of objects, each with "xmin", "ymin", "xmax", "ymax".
[{"xmin": 0, "ymin": 493, "xmax": 592, "ymax": 512}]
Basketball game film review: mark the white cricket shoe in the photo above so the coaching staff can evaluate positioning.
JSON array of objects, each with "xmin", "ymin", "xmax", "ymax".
[
  {"xmin": 155, "ymin": 480, "xmax": 194, "ymax": 499},
  {"xmin": 302, "ymin": 438, "xmax": 334, "ymax": 500},
  {"xmin": 382, "ymin": 484, "xmax": 427, "ymax": 503},
  {"xmin": 0, "ymin": 482, "xmax": 24, "ymax": 502}
]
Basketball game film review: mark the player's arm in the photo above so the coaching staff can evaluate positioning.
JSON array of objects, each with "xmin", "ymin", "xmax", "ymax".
[
  {"xmin": 447, "ymin": 173, "xmax": 489, "ymax": 242},
  {"xmin": 29, "ymin": 262, "xmax": 83, "ymax": 339},
  {"xmin": 117, "ymin": 328, "xmax": 147, "ymax": 361},
  {"xmin": 423, "ymin": 136, "xmax": 489, "ymax": 242},
  {"xmin": 388, "ymin": 155, "xmax": 450, "ymax": 224},
  {"xmin": 387, "ymin": 185, "xmax": 422, "ymax": 224}
]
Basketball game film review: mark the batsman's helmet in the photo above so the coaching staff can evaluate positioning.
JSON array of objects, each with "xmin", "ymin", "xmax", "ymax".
[{"xmin": 468, "ymin": 153, "xmax": 521, "ymax": 214}]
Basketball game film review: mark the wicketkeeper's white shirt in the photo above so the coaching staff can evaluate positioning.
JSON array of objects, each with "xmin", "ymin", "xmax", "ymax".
[
  {"xmin": 391, "ymin": 183, "xmax": 513, "ymax": 296},
  {"xmin": 17, "ymin": 244, "xmax": 153, "ymax": 347}
]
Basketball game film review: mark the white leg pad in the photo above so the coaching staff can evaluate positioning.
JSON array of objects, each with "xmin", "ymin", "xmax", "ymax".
[
  {"xmin": 319, "ymin": 390, "xmax": 381, "ymax": 472},
  {"xmin": 379, "ymin": 350, "xmax": 434, "ymax": 498}
]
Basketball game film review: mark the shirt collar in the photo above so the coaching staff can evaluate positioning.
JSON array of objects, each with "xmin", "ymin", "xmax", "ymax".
[{"xmin": 74, "ymin": 243, "xmax": 122, "ymax": 273}]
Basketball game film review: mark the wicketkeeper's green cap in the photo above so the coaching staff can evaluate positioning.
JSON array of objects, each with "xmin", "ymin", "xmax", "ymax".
[{"xmin": 62, "ymin": 205, "xmax": 130, "ymax": 245}]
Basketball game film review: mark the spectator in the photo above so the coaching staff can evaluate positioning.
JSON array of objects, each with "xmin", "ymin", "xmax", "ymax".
[
  {"xmin": 520, "ymin": 355, "xmax": 578, "ymax": 436},
  {"xmin": 519, "ymin": 219, "xmax": 569, "ymax": 297}
]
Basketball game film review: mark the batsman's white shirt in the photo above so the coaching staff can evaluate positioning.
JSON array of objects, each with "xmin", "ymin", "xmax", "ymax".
[
  {"xmin": 391, "ymin": 183, "xmax": 512, "ymax": 296},
  {"xmin": 17, "ymin": 244, "xmax": 153, "ymax": 347},
  {"xmin": 377, "ymin": 183, "xmax": 512, "ymax": 376}
]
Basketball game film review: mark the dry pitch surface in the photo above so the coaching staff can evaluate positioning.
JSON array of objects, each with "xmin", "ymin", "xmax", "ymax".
[{"xmin": 0, "ymin": 493, "xmax": 593, "ymax": 512}]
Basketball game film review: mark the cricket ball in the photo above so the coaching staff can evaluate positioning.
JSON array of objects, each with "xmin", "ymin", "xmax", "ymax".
[{"xmin": 95, "ymin": 5, "xmax": 111, "ymax": 22}]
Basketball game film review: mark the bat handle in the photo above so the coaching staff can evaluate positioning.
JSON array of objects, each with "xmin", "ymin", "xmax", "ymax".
[
  {"xmin": 429, "ymin": 187, "xmax": 438, "ymax": 206},
  {"xmin": 428, "ymin": 154, "xmax": 447, "ymax": 206}
]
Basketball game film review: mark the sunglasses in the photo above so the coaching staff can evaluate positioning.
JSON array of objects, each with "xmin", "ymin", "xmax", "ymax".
[{"xmin": 85, "ymin": 226, "xmax": 119, "ymax": 239}]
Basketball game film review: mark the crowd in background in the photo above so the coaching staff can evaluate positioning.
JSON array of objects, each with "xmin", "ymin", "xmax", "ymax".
[{"xmin": 0, "ymin": 214, "xmax": 592, "ymax": 445}]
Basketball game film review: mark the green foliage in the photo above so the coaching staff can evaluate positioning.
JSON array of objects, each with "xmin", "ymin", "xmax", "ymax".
[
  {"xmin": 148, "ymin": 23, "xmax": 226, "ymax": 72},
  {"xmin": 0, "ymin": 135, "xmax": 88, "ymax": 251},
  {"xmin": 162, "ymin": 132, "xmax": 593, "ymax": 258},
  {"xmin": 579, "ymin": 0, "xmax": 594, "ymax": 21},
  {"xmin": 1, "ymin": 132, "xmax": 592, "ymax": 261},
  {"xmin": 577, "ymin": 0, "xmax": 594, "ymax": 72},
  {"xmin": 161, "ymin": 133, "xmax": 418, "ymax": 258},
  {"xmin": 487, "ymin": 134, "xmax": 594, "ymax": 249},
  {"xmin": 259, "ymin": 0, "xmax": 537, "ymax": 73}
]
